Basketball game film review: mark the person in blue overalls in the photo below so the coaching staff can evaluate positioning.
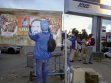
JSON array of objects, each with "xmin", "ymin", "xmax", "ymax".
[{"xmin": 28, "ymin": 20, "xmax": 52, "ymax": 83}]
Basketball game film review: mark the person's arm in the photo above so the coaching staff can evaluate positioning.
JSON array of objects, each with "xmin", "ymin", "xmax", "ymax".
[
  {"xmin": 70, "ymin": 46, "xmax": 72, "ymax": 52},
  {"xmin": 28, "ymin": 25, "xmax": 39, "ymax": 41},
  {"xmin": 48, "ymin": 28, "xmax": 53, "ymax": 38},
  {"xmin": 63, "ymin": 46, "xmax": 64, "ymax": 49},
  {"xmin": 48, "ymin": 28, "xmax": 51, "ymax": 33},
  {"xmin": 63, "ymin": 40, "xmax": 65, "ymax": 50}
]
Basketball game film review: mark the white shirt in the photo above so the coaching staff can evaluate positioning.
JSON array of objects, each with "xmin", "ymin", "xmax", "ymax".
[{"xmin": 63, "ymin": 39, "xmax": 72, "ymax": 51}]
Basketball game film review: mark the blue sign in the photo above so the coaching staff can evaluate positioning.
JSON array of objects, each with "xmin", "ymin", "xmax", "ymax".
[
  {"xmin": 102, "ymin": 26, "xmax": 106, "ymax": 39},
  {"xmin": 78, "ymin": 3, "xmax": 92, "ymax": 8}
]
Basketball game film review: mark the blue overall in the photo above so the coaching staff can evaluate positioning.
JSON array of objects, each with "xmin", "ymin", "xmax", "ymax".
[{"xmin": 28, "ymin": 20, "xmax": 53, "ymax": 83}]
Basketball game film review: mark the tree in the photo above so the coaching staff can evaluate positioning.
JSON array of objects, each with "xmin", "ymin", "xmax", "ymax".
[
  {"xmin": 72, "ymin": 28, "xmax": 88, "ymax": 40},
  {"xmin": 81, "ymin": 29, "xmax": 88, "ymax": 39},
  {"xmin": 72, "ymin": 28, "xmax": 76, "ymax": 34},
  {"xmin": 72, "ymin": 28, "xmax": 79, "ymax": 38},
  {"xmin": 78, "ymin": 32, "xmax": 82, "ymax": 40}
]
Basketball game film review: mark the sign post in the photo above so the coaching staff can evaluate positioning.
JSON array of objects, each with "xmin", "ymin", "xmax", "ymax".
[{"xmin": 64, "ymin": 0, "xmax": 111, "ymax": 52}]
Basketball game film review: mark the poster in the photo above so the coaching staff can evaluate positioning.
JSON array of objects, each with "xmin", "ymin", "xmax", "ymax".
[
  {"xmin": 30, "ymin": 17, "xmax": 42, "ymax": 34},
  {"xmin": 0, "ymin": 11, "xmax": 62, "ymax": 47},
  {"xmin": 0, "ymin": 16, "xmax": 1, "ymax": 35},
  {"xmin": 45, "ymin": 16, "xmax": 61, "ymax": 46},
  {"xmin": 17, "ymin": 16, "xmax": 30, "ymax": 36},
  {"xmin": 1, "ymin": 14, "xmax": 18, "ymax": 36}
]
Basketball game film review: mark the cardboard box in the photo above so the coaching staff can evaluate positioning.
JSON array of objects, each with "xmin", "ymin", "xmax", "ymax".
[
  {"xmin": 86, "ymin": 72, "xmax": 98, "ymax": 80},
  {"xmin": 82, "ymin": 68, "xmax": 102, "ymax": 78},
  {"xmin": 70, "ymin": 66, "xmax": 85, "ymax": 83},
  {"xmin": 83, "ymin": 68, "xmax": 102, "ymax": 83}
]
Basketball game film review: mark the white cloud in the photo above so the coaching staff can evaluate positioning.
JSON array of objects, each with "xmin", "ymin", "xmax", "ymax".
[
  {"xmin": 106, "ymin": 25, "xmax": 111, "ymax": 32},
  {"xmin": 0, "ymin": 0, "xmax": 111, "ymax": 33},
  {"xmin": 63, "ymin": 14, "xmax": 92, "ymax": 34},
  {"xmin": 0, "ymin": 0, "xmax": 64, "ymax": 11}
]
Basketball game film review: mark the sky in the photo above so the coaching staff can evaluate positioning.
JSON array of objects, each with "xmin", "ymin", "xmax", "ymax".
[{"xmin": 0, "ymin": 0, "xmax": 111, "ymax": 34}]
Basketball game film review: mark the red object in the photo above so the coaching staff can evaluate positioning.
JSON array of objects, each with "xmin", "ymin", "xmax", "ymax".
[{"xmin": 86, "ymin": 37, "xmax": 95, "ymax": 47}]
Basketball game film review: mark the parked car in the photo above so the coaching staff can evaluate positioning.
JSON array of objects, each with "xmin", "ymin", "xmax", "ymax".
[
  {"xmin": 1, "ymin": 46, "xmax": 21, "ymax": 54},
  {"xmin": 101, "ymin": 47, "xmax": 111, "ymax": 53},
  {"xmin": 104, "ymin": 50, "xmax": 111, "ymax": 58}
]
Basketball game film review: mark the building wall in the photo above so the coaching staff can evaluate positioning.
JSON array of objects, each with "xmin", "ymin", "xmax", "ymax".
[{"xmin": 107, "ymin": 36, "xmax": 111, "ymax": 42}]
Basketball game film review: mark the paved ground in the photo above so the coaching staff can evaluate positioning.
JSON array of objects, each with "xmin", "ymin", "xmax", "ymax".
[{"xmin": 0, "ymin": 48, "xmax": 111, "ymax": 83}]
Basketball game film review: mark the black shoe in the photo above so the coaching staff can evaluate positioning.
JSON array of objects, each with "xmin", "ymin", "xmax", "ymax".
[
  {"xmin": 89, "ymin": 62, "xmax": 93, "ymax": 64},
  {"xmin": 83, "ymin": 62, "xmax": 88, "ymax": 64},
  {"xmin": 78, "ymin": 60, "xmax": 81, "ymax": 61},
  {"xmin": 70, "ymin": 60, "xmax": 74, "ymax": 62}
]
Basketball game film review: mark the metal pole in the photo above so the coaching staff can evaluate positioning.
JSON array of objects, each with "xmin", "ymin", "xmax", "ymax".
[
  {"xmin": 65, "ymin": 30, "xmax": 67, "ymax": 83},
  {"xmin": 92, "ymin": 16, "xmax": 102, "ymax": 52},
  {"xmin": 96, "ymin": 17, "xmax": 102, "ymax": 52},
  {"xmin": 20, "ymin": 46, "xmax": 23, "ymax": 55}
]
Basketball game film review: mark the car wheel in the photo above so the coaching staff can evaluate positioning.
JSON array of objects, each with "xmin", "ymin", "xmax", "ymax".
[
  {"xmin": 8, "ymin": 48, "xmax": 15, "ymax": 54},
  {"xmin": 105, "ymin": 55, "xmax": 108, "ymax": 58}
]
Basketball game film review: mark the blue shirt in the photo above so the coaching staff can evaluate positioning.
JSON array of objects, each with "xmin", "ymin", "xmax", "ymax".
[
  {"xmin": 69, "ymin": 38, "xmax": 75, "ymax": 49},
  {"xmin": 28, "ymin": 28, "xmax": 53, "ymax": 60}
]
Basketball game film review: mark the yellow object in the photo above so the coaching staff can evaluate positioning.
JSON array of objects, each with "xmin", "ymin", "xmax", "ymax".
[
  {"xmin": 19, "ymin": 28, "xmax": 22, "ymax": 31},
  {"xmin": 75, "ymin": 40, "xmax": 77, "ymax": 49},
  {"xmin": 62, "ymin": 52, "xmax": 65, "ymax": 58},
  {"xmin": 70, "ymin": 66, "xmax": 85, "ymax": 83}
]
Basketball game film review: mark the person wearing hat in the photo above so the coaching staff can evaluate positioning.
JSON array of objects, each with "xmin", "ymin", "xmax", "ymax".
[
  {"xmin": 83, "ymin": 34, "xmax": 95, "ymax": 64},
  {"xmin": 69, "ymin": 34, "xmax": 75, "ymax": 62},
  {"xmin": 28, "ymin": 20, "xmax": 53, "ymax": 83}
]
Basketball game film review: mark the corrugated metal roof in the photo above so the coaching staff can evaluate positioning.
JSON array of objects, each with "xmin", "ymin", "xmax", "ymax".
[
  {"xmin": 106, "ymin": 32, "xmax": 111, "ymax": 36},
  {"xmin": 0, "ymin": 8, "xmax": 63, "ymax": 16}
]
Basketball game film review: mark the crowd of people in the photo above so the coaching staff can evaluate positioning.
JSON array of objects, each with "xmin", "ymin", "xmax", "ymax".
[{"xmin": 62, "ymin": 33, "xmax": 95, "ymax": 66}]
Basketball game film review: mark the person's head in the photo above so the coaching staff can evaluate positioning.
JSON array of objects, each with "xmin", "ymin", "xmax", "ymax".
[
  {"xmin": 71, "ymin": 34, "xmax": 74, "ymax": 38},
  {"xmin": 62, "ymin": 33, "xmax": 68, "ymax": 39},
  {"xmin": 40, "ymin": 20, "xmax": 49, "ymax": 31},
  {"xmin": 31, "ymin": 19, "xmax": 42, "ymax": 34},
  {"xmin": 88, "ymin": 34, "xmax": 92, "ymax": 38},
  {"xmin": 24, "ymin": 17, "xmax": 27, "ymax": 21}
]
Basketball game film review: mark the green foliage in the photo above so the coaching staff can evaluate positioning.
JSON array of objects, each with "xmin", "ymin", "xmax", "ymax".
[
  {"xmin": 72, "ymin": 28, "xmax": 88, "ymax": 40},
  {"xmin": 72, "ymin": 28, "xmax": 79, "ymax": 38}
]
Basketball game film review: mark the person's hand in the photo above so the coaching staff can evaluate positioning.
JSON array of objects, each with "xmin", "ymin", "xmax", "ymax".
[
  {"xmin": 48, "ymin": 28, "xmax": 51, "ymax": 30},
  {"xmin": 29, "ymin": 25, "xmax": 31, "ymax": 28}
]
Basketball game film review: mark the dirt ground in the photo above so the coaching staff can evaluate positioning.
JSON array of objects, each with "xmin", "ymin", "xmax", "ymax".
[{"xmin": 0, "ymin": 51, "xmax": 111, "ymax": 83}]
